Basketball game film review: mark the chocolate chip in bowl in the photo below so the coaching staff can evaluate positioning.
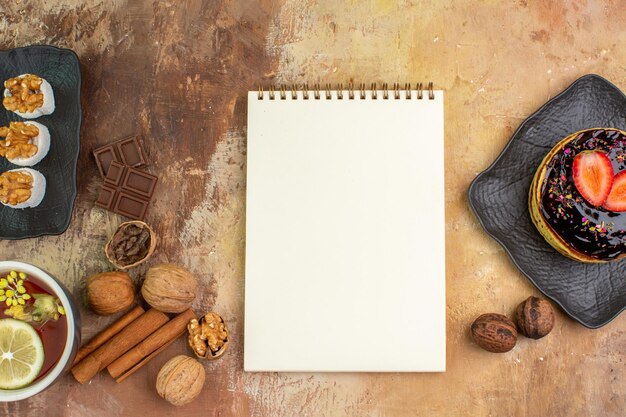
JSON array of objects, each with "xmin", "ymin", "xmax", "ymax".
[{"xmin": 105, "ymin": 220, "xmax": 156, "ymax": 270}]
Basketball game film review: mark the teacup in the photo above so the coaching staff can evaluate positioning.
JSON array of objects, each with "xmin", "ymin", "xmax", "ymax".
[{"xmin": 0, "ymin": 260, "xmax": 80, "ymax": 402}]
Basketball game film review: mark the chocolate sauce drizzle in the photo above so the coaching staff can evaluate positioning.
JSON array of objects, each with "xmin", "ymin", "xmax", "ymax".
[{"xmin": 539, "ymin": 129, "xmax": 626, "ymax": 260}]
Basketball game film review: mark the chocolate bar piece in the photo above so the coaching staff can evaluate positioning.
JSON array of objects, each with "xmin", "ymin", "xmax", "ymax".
[
  {"xmin": 96, "ymin": 161, "xmax": 157, "ymax": 220},
  {"xmin": 117, "ymin": 136, "xmax": 147, "ymax": 167},
  {"xmin": 93, "ymin": 135, "xmax": 147, "ymax": 178},
  {"xmin": 93, "ymin": 145, "xmax": 118, "ymax": 177}
]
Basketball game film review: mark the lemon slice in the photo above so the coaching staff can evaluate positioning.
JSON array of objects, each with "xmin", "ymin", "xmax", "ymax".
[{"xmin": 0, "ymin": 318, "xmax": 44, "ymax": 389}]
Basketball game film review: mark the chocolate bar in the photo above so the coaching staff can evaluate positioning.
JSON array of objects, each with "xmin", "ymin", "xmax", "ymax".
[
  {"xmin": 93, "ymin": 135, "xmax": 147, "ymax": 177},
  {"xmin": 96, "ymin": 161, "xmax": 157, "ymax": 220}
]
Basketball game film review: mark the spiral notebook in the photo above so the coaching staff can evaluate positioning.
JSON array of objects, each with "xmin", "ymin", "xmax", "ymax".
[{"xmin": 245, "ymin": 83, "xmax": 445, "ymax": 372}]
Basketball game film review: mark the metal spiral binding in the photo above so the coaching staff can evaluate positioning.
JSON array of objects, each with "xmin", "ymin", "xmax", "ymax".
[
  {"xmin": 258, "ymin": 82, "xmax": 435, "ymax": 100},
  {"xmin": 427, "ymin": 82, "xmax": 434, "ymax": 99}
]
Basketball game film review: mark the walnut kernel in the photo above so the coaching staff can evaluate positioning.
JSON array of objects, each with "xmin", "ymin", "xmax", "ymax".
[
  {"xmin": 187, "ymin": 312, "xmax": 229, "ymax": 360},
  {"xmin": 0, "ymin": 122, "xmax": 39, "ymax": 160},
  {"xmin": 0, "ymin": 171, "xmax": 33, "ymax": 205},
  {"xmin": 105, "ymin": 221, "xmax": 156, "ymax": 269},
  {"xmin": 3, "ymin": 75, "xmax": 44, "ymax": 113}
]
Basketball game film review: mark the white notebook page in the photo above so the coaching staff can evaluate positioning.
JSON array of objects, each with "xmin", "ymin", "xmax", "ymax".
[{"xmin": 245, "ymin": 89, "xmax": 445, "ymax": 372}]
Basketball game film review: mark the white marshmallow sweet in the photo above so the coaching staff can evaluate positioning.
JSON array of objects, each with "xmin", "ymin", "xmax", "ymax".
[
  {"xmin": 3, "ymin": 74, "xmax": 55, "ymax": 119},
  {"xmin": 1, "ymin": 168, "xmax": 46, "ymax": 209},
  {"xmin": 5, "ymin": 121, "xmax": 50, "ymax": 167}
]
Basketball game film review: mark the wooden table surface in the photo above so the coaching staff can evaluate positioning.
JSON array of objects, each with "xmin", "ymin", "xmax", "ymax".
[{"xmin": 1, "ymin": 1, "xmax": 624, "ymax": 416}]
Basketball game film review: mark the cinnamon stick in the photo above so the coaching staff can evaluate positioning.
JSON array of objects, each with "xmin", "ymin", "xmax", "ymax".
[
  {"xmin": 107, "ymin": 309, "xmax": 196, "ymax": 379},
  {"xmin": 115, "ymin": 334, "xmax": 178, "ymax": 383},
  {"xmin": 73, "ymin": 306, "xmax": 145, "ymax": 365},
  {"xmin": 71, "ymin": 308, "xmax": 169, "ymax": 384}
]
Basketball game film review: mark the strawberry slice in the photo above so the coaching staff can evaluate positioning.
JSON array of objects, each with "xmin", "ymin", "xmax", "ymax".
[
  {"xmin": 572, "ymin": 150, "xmax": 613, "ymax": 206},
  {"xmin": 604, "ymin": 171, "xmax": 626, "ymax": 212}
]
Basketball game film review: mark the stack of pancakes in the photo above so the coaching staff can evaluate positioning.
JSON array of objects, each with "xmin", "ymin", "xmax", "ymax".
[{"xmin": 529, "ymin": 128, "xmax": 626, "ymax": 263}]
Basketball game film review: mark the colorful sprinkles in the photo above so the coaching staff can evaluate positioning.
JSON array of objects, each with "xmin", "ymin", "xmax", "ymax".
[{"xmin": 539, "ymin": 129, "xmax": 626, "ymax": 259}]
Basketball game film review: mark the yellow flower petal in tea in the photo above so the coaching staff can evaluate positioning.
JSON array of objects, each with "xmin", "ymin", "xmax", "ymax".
[
  {"xmin": 0, "ymin": 271, "xmax": 32, "ymax": 313},
  {"xmin": 5, "ymin": 305, "xmax": 32, "ymax": 321},
  {"xmin": 29, "ymin": 294, "xmax": 64, "ymax": 323}
]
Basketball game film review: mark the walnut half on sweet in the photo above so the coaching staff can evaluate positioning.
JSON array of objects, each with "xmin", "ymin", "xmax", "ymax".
[{"xmin": 187, "ymin": 312, "xmax": 229, "ymax": 360}]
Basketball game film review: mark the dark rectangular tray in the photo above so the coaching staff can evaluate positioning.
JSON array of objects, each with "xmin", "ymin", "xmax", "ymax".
[
  {"xmin": 468, "ymin": 74, "xmax": 626, "ymax": 328},
  {"xmin": 0, "ymin": 45, "xmax": 81, "ymax": 239}
]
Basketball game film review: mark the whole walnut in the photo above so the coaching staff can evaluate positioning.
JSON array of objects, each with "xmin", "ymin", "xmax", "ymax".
[
  {"xmin": 156, "ymin": 355, "xmax": 205, "ymax": 406},
  {"xmin": 515, "ymin": 296, "xmax": 555, "ymax": 339},
  {"xmin": 141, "ymin": 264, "xmax": 197, "ymax": 313},
  {"xmin": 187, "ymin": 312, "xmax": 229, "ymax": 360},
  {"xmin": 471, "ymin": 313, "xmax": 517, "ymax": 353},
  {"xmin": 86, "ymin": 272, "xmax": 135, "ymax": 315}
]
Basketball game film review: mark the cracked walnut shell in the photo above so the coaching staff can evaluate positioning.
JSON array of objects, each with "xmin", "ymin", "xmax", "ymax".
[
  {"xmin": 187, "ymin": 312, "xmax": 229, "ymax": 360},
  {"xmin": 105, "ymin": 220, "xmax": 156, "ymax": 270}
]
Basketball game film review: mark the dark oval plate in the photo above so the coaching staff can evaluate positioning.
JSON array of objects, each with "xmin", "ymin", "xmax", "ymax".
[
  {"xmin": 0, "ymin": 45, "xmax": 81, "ymax": 239},
  {"xmin": 468, "ymin": 74, "xmax": 626, "ymax": 328}
]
